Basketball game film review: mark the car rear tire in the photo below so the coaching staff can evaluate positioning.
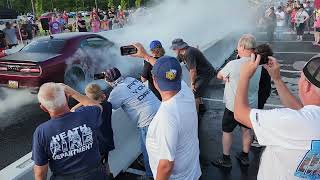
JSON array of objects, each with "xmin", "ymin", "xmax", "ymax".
[{"xmin": 64, "ymin": 66, "xmax": 86, "ymax": 93}]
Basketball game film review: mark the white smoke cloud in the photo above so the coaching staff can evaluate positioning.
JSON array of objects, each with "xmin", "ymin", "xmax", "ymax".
[
  {"xmin": 0, "ymin": 88, "xmax": 37, "ymax": 128},
  {"xmin": 101, "ymin": 0, "xmax": 255, "ymax": 54}
]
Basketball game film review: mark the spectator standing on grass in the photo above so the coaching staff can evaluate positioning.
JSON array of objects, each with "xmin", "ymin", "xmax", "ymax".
[
  {"xmin": 105, "ymin": 67, "xmax": 160, "ymax": 180},
  {"xmin": 276, "ymin": 6, "xmax": 286, "ymax": 39},
  {"xmin": 102, "ymin": 15, "xmax": 110, "ymax": 31},
  {"xmin": 32, "ymin": 83, "xmax": 109, "ymax": 180},
  {"xmin": 77, "ymin": 16, "xmax": 87, "ymax": 32},
  {"xmin": 141, "ymin": 40, "xmax": 165, "ymax": 101},
  {"xmin": 265, "ymin": 7, "xmax": 277, "ymax": 43},
  {"xmin": 285, "ymin": 1, "xmax": 294, "ymax": 27},
  {"xmin": 295, "ymin": 4, "xmax": 310, "ymax": 41},
  {"xmin": 213, "ymin": 34, "xmax": 261, "ymax": 168},
  {"xmin": 304, "ymin": 1, "xmax": 314, "ymax": 34},
  {"xmin": 3, "ymin": 22, "xmax": 18, "ymax": 49},
  {"xmin": 63, "ymin": 11, "xmax": 69, "ymax": 24},
  {"xmin": 313, "ymin": 14, "xmax": 320, "ymax": 45},
  {"xmin": 56, "ymin": 14, "xmax": 66, "ymax": 32},
  {"xmin": 71, "ymin": 83, "xmax": 114, "ymax": 179},
  {"xmin": 49, "ymin": 15, "xmax": 62, "ymax": 35},
  {"xmin": 291, "ymin": 7, "xmax": 298, "ymax": 33},
  {"xmin": 170, "ymin": 38, "xmax": 216, "ymax": 113},
  {"xmin": 90, "ymin": 15, "xmax": 101, "ymax": 33},
  {"xmin": 129, "ymin": 45, "xmax": 202, "ymax": 179},
  {"xmin": 234, "ymin": 51, "xmax": 320, "ymax": 180}
]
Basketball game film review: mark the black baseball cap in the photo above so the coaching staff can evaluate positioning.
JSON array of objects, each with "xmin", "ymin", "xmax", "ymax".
[{"xmin": 295, "ymin": 56, "xmax": 320, "ymax": 88}]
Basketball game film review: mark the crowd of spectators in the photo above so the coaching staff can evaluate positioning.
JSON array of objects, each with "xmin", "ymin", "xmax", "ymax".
[
  {"xmin": 30, "ymin": 26, "xmax": 320, "ymax": 180},
  {"xmin": 258, "ymin": 0, "xmax": 320, "ymax": 44},
  {"xmin": 0, "ymin": 1, "xmax": 316, "ymax": 180}
]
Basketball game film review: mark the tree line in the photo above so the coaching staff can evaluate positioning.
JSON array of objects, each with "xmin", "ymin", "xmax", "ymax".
[{"xmin": 1, "ymin": 0, "xmax": 148, "ymax": 15}]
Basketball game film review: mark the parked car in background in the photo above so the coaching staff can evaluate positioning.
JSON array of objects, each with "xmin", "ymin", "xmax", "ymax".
[{"xmin": 68, "ymin": 12, "xmax": 77, "ymax": 18}]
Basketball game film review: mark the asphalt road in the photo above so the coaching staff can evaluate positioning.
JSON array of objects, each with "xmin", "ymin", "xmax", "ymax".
[{"xmin": 0, "ymin": 32, "xmax": 318, "ymax": 180}]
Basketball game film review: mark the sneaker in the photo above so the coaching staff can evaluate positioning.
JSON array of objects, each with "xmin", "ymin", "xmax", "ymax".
[
  {"xmin": 251, "ymin": 139, "xmax": 262, "ymax": 148},
  {"xmin": 235, "ymin": 152, "xmax": 250, "ymax": 166},
  {"xmin": 211, "ymin": 156, "xmax": 232, "ymax": 168}
]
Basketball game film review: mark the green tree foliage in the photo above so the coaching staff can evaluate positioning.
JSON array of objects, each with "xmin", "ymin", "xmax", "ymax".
[
  {"xmin": 120, "ymin": 0, "xmax": 127, "ymax": 10},
  {"xmin": 35, "ymin": 0, "xmax": 43, "ymax": 17},
  {"xmin": 0, "ymin": 0, "xmax": 150, "ymax": 16},
  {"xmin": 135, "ymin": 0, "xmax": 142, "ymax": 8},
  {"xmin": 108, "ymin": 0, "xmax": 114, "ymax": 8}
]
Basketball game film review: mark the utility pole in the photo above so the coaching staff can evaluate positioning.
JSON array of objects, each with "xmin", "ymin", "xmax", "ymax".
[{"xmin": 31, "ymin": 0, "xmax": 36, "ymax": 15}]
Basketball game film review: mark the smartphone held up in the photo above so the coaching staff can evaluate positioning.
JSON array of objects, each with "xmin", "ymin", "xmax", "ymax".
[
  {"xmin": 120, "ymin": 45, "xmax": 138, "ymax": 56},
  {"xmin": 94, "ymin": 73, "xmax": 106, "ymax": 80}
]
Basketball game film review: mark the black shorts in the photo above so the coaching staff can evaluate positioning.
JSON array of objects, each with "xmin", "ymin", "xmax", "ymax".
[
  {"xmin": 193, "ymin": 74, "xmax": 214, "ymax": 98},
  {"xmin": 222, "ymin": 108, "xmax": 250, "ymax": 133},
  {"xmin": 316, "ymin": 28, "xmax": 320, "ymax": 32}
]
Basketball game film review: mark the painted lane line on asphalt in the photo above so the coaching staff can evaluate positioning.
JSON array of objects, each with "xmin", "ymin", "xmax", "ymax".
[
  {"xmin": 280, "ymin": 69, "xmax": 301, "ymax": 73},
  {"xmin": 258, "ymin": 41, "xmax": 314, "ymax": 43},
  {"xmin": 274, "ymin": 52, "xmax": 319, "ymax": 55},
  {"xmin": 202, "ymin": 98, "xmax": 284, "ymax": 108}
]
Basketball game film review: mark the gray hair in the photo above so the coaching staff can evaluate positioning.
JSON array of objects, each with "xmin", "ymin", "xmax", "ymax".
[
  {"xmin": 38, "ymin": 83, "xmax": 67, "ymax": 112},
  {"xmin": 238, "ymin": 34, "xmax": 256, "ymax": 50}
]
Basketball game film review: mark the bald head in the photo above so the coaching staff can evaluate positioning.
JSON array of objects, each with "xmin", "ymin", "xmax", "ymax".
[{"xmin": 38, "ymin": 83, "xmax": 67, "ymax": 112}]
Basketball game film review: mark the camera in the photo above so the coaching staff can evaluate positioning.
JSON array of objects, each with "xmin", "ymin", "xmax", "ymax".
[
  {"xmin": 120, "ymin": 45, "xmax": 138, "ymax": 56},
  {"xmin": 254, "ymin": 44, "xmax": 273, "ymax": 65},
  {"xmin": 94, "ymin": 73, "xmax": 105, "ymax": 80}
]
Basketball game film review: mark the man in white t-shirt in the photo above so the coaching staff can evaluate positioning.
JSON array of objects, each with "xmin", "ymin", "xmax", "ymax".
[
  {"xmin": 276, "ymin": 6, "xmax": 286, "ymax": 27},
  {"xmin": 213, "ymin": 34, "xmax": 261, "ymax": 168},
  {"xmin": 234, "ymin": 54, "xmax": 320, "ymax": 179},
  {"xmin": 145, "ymin": 55, "xmax": 201, "ymax": 180}
]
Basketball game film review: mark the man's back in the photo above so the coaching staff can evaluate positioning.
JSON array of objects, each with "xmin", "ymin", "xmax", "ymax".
[
  {"xmin": 32, "ymin": 106, "xmax": 101, "ymax": 175},
  {"xmin": 250, "ymin": 105, "xmax": 320, "ymax": 179},
  {"xmin": 108, "ymin": 77, "xmax": 160, "ymax": 127},
  {"xmin": 147, "ymin": 82, "xmax": 201, "ymax": 179},
  {"xmin": 76, "ymin": 101, "xmax": 114, "ymax": 155},
  {"xmin": 3, "ymin": 28, "xmax": 17, "ymax": 44},
  {"xmin": 220, "ymin": 57, "xmax": 262, "ymax": 111},
  {"xmin": 183, "ymin": 46, "xmax": 215, "ymax": 77}
]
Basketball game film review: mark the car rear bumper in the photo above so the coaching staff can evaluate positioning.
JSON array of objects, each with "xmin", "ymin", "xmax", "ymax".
[{"xmin": 0, "ymin": 75, "xmax": 41, "ymax": 94}]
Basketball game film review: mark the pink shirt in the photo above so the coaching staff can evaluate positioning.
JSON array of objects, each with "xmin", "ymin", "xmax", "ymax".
[
  {"xmin": 91, "ymin": 20, "xmax": 100, "ymax": 33},
  {"xmin": 315, "ymin": 17, "xmax": 320, "ymax": 28}
]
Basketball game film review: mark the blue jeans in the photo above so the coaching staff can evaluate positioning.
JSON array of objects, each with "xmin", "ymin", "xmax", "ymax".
[{"xmin": 139, "ymin": 126, "xmax": 153, "ymax": 177}]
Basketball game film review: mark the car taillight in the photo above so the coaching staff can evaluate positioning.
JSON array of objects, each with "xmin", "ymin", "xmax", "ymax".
[
  {"xmin": 20, "ymin": 68, "xmax": 41, "ymax": 73},
  {"xmin": 0, "ymin": 67, "xmax": 7, "ymax": 71}
]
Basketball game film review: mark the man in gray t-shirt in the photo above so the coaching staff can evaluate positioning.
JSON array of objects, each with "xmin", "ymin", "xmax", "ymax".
[
  {"xmin": 3, "ymin": 22, "xmax": 18, "ymax": 48},
  {"xmin": 213, "ymin": 34, "xmax": 261, "ymax": 168},
  {"xmin": 105, "ymin": 67, "xmax": 160, "ymax": 178}
]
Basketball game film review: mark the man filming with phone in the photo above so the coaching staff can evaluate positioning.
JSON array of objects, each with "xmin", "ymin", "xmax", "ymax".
[
  {"xmin": 234, "ymin": 53, "xmax": 320, "ymax": 180},
  {"xmin": 96, "ymin": 67, "xmax": 160, "ymax": 180}
]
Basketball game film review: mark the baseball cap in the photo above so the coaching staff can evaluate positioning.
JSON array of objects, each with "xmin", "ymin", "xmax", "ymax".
[
  {"xmin": 149, "ymin": 40, "xmax": 162, "ymax": 50},
  {"xmin": 170, "ymin": 38, "xmax": 189, "ymax": 50},
  {"xmin": 105, "ymin": 67, "xmax": 121, "ymax": 82},
  {"xmin": 294, "ymin": 56, "xmax": 320, "ymax": 88},
  {"xmin": 151, "ymin": 56, "xmax": 182, "ymax": 91}
]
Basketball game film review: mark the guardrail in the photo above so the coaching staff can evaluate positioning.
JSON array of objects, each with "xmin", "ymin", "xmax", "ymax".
[{"xmin": 0, "ymin": 32, "xmax": 240, "ymax": 180}]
